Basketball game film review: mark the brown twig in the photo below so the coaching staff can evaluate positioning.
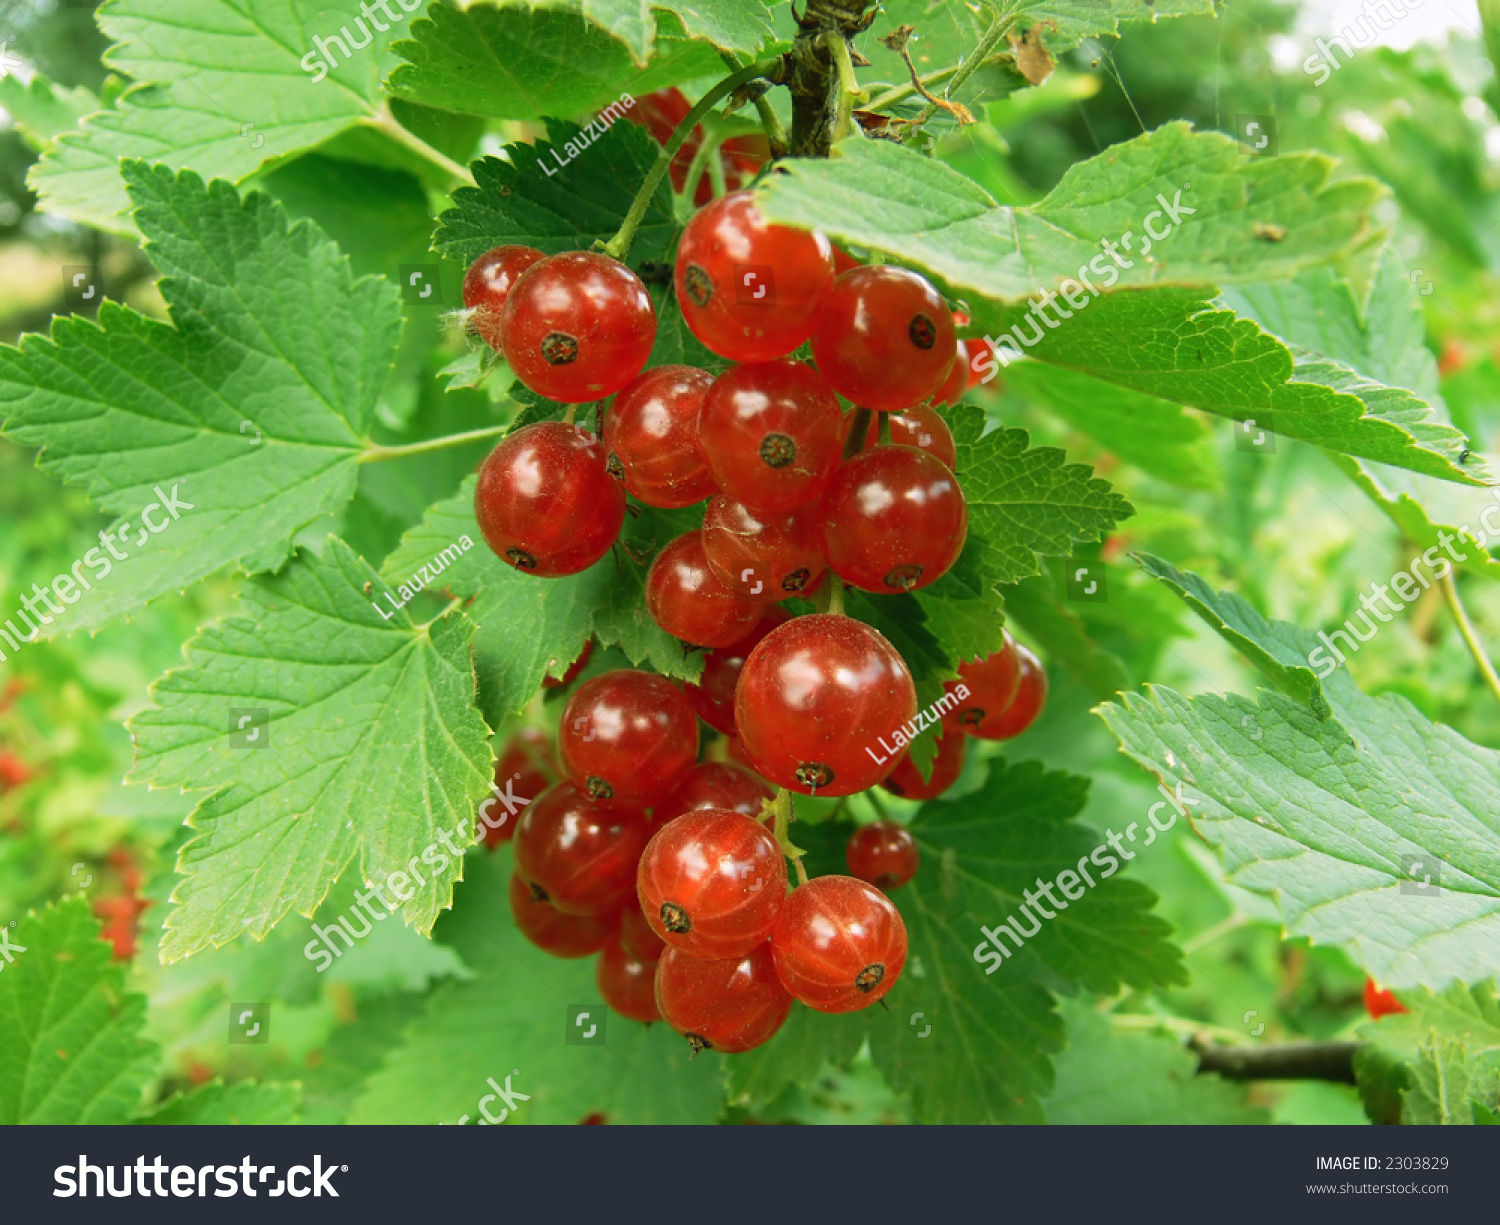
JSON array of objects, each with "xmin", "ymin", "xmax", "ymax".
[{"xmin": 881, "ymin": 25, "xmax": 974, "ymax": 125}]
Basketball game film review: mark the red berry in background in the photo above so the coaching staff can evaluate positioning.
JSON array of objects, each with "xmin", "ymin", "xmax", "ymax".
[
  {"xmin": 475, "ymin": 422, "xmax": 624, "ymax": 577},
  {"xmin": 967, "ymin": 336, "xmax": 1001, "ymax": 389},
  {"xmin": 93, "ymin": 894, "xmax": 150, "ymax": 961},
  {"xmin": 500, "ymin": 251, "xmax": 656, "ymax": 402},
  {"xmin": 624, "ymin": 88, "xmax": 767, "ymax": 206},
  {"xmin": 543, "ymin": 639, "xmax": 593, "ymax": 689},
  {"xmin": 701, "ymin": 495, "xmax": 827, "ymax": 602},
  {"xmin": 846, "ymin": 821, "xmax": 920, "ymax": 890},
  {"xmin": 832, "ymin": 245, "xmax": 861, "ymax": 276},
  {"xmin": 655, "ymin": 942, "xmax": 793, "ymax": 1054},
  {"xmin": 971, "ymin": 644, "xmax": 1047, "ymax": 741},
  {"xmin": 698, "ymin": 359, "xmax": 843, "ymax": 514},
  {"xmin": 722, "ymin": 736, "xmax": 756, "ymax": 771},
  {"xmin": 646, "ymin": 532, "xmax": 764, "ymax": 649},
  {"xmin": 637, "ymin": 809, "xmax": 787, "ymax": 960},
  {"xmin": 770, "ymin": 875, "xmax": 907, "ymax": 1012},
  {"xmin": 940, "ymin": 632, "xmax": 1022, "ymax": 734},
  {"xmin": 811, "ymin": 266, "xmax": 957, "ymax": 410},
  {"xmin": 856, "ymin": 405, "xmax": 957, "ymax": 472},
  {"xmin": 1364, "ymin": 978, "xmax": 1409, "ymax": 1020},
  {"xmin": 482, "ymin": 727, "xmax": 560, "ymax": 847},
  {"xmin": 619, "ymin": 902, "xmax": 667, "ymax": 963},
  {"xmin": 736, "ymin": 614, "xmax": 918, "ymax": 797},
  {"xmin": 683, "ymin": 608, "xmax": 789, "ymax": 736},
  {"xmin": 657, "ymin": 761, "xmax": 774, "ymax": 823},
  {"xmin": 513, "ymin": 781, "xmax": 653, "ymax": 915},
  {"xmin": 0, "ymin": 751, "xmax": 31, "ymax": 790},
  {"xmin": 929, "ymin": 340, "xmax": 968, "ymax": 407},
  {"xmin": 603, "ymin": 365, "xmax": 717, "ymax": 508},
  {"xmin": 881, "ymin": 730, "xmax": 966, "ymax": 802},
  {"xmin": 821, "ymin": 445, "xmax": 968, "ymax": 594},
  {"xmin": 559, "ymin": 670, "xmax": 700, "ymax": 807},
  {"xmin": 508, "ymin": 872, "xmax": 616, "ymax": 957},
  {"xmin": 463, "ymin": 244, "xmax": 544, "ymax": 350},
  {"xmin": 597, "ymin": 937, "xmax": 662, "ymax": 1022},
  {"xmin": 674, "ymin": 191, "xmax": 834, "ymax": 362}
]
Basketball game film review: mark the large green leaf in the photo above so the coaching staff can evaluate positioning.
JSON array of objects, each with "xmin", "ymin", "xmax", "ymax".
[
  {"xmin": 141, "ymin": 1080, "xmax": 300, "ymax": 1124},
  {"xmin": 0, "ymin": 74, "xmax": 98, "ymax": 148},
  {"xmin": 472, "ymin": 1, "xmax": 777, "ymax": 62},
  {"xmin": 0, "ymin": 164, "xmax": 399, "ymax": 634},
  {"xmin": 128, "ymin": 539, "xmax": 495, "ymax": 962}
]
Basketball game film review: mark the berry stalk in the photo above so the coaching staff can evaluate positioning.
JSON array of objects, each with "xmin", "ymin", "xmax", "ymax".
[{"xmin": 764, "ymin": 788, "xmax": 810, "ymax": 886}]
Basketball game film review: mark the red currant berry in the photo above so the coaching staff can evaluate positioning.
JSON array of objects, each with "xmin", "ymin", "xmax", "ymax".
[
  {"xmin": 971, "ymin": 644, "xmax": 1047, "ymax": 740},
  {"xmin": 736, "ymin": 614, "xmax": 918, "ymax": 796},
  {"xmin": 463, "ymin": 245, "xmax": 544, "ymax": 350},
  {"xmin": 821, "ymin": 445, "xmax": 968, "ymax": 593},
  {"xmin": 811, "ymin": 266, "xmax": 957, "ymax": 410},
  {"xmin": 500, "ymin": 251, "xmax": 656, "ymax": 403},
  {"xmin": 482, "ymin": 727, "xmax": 559, "ymax": 847},
  {"xmin": 683, "ymin": 608, "xmax": 790, "ymax": 736},
  {"xmin": 722, "ymin": 736, "xmax": 756, "ymax": 771},
  {"xmin": 967, "ymin": 337, "xmax": 1000, "ymax": 389},
  {"xmin": 770, "ymin": 875, "xmax": 907, "ymax": 1012},
  {"xmin": 603, "ymin": 365, "xmax": 717, "ymax": 508},
  {"xmin": 657, "ymin": 761, "xmax": 774, "ymax": 822},
  {"xmin": 940, "ymin": 632, "xmax": 1022, "ymax": 734},
  {"xmin": 881, "ymin": 730, "xmax": 966, "ymax": 802},
  {"xmin": 559, "ymin": 670, "xmax": 700, "ymax": 807},
  {"xmin": 888, "ymin": 405, "xmax": 957, "ymax": 471},
  {"xmin": 475, "ymin": 422, "xmax": 625, "ymax": 577},
  {"xmin": 597, "ymin": 937, "xmax": 662, "ymax": 1022},
  {"xmin": 675, "ymin": 191, "xmax": 834, "ymax": 362},
  {"xmin": 929, "ymin": 340, "xmax": 967, "ymax": 407},
  {"xmin": 1364, "ymin": 978, "xmax": 1409, "ymax": 1020},
  {"xmin": 619, "ymin": 902, "xmax": 667, "ymax": 963},
  {"xmin": 655, "ymin": 942, "xmax": 793, "ymax": 1054},
  {"xmin": 698, "ymin": 359, "xmax": 843, "ymax": 515},
  {"xmin": 832, "ymin": 245, "xmax": 861, "ymax": 276},
  {"xmin": 542, "ymin": 639, "xmax": 593, "ymax": 689},
  {"xmin": 845, "ymin": 821, "xmax": 920, "ymax": 890},
  {"xmin": 646, "ymin": 531, "xmax": 764, "ymax": 649},
  {"xmin": 701, "ymin": 495, "xmax": 827, "ymax": 603},
  {"xmin": 637, "ymin": 809, "xmax": 787, "ymax": 960},
  {"xmin": 625, "ymin": 89, "xmax": 767, "ymax": 206},
  {"xmin": 508, "ymin": 872, "xmax": 617, "ymax": 957},
  {"xmin": 514, "ymin": 782, "xmax": 653, "ymax": 915}
]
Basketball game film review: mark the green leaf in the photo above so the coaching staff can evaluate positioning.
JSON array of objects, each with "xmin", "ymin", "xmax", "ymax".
[
  {"xmin": 1005, "ymin": 0, "xmax": 1217, "ymax": 52},
  {"xmin": 0, "ymin": 164, "xmax": 401, "ymax": 635},
  {"xmin": 1403, "ymin": 1035, "xmax": 1499, "ymax": 1125},
  {"xmin": 128, "ymin": 539, "xmax": 495, "ymax": 962},
  {"xmin": 0, "ymin": 74, "xmax": 98, "ymax": 148},
  {"xmin": 0, "ymin": 899, "xmax": 158, "ymax": 1124},
  {"xmin": 298, "ymin": 993, "xmax": 428, "ymax": 1124},
  {"xmin": 352, "ymin": 847, "xmax": 726, "ymax": 1124},
  {"xmin": 1099, "ymin": 566, "xmax": 1500, "ymax": 990},
  {"xmin": 474, "ymin": 1, "xmax": 777, "ymax": 61},
  {"xmin": 1000, "ymin": 571, "xmax": 1133, "ymax": 701},
  {"xmin": 141, "ymin": 1080, "xmax": 300, "ymax": 1124}
]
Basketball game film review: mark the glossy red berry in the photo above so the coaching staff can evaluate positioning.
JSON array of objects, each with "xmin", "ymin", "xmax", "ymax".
[
  {"xmin": 811, "ymin": 266, "xmax": 957, "ymax": 410},
  {"xmin": 463, "ymin": 245, "xmax": 545, "ymax": 350},
  {"xmin": 508, "ymin": 873, "xmax": 617, "ymax": 957},
  {"xmin": 698, "ymin": 359, "xmax": 843, "ymax": 514},
  {"xmin": 543, "ymin": 639, "xmax": 593, "ymax": 689},
  {"xmin": 971, "ymin": 644, "xmax": 1047, "ymax": 740},
  {"xmin": 482, "ymin": 728, "xmax": 560, "ymax": 847},
  {"xmin": 597, "ymin": 937, "xmax": 662, "ymax": 1022},
  {"xmin": 619, "ymin": 902, "xmax": 667, "ymax": 963},
  {"xmin": 881, "ymin": 730, "xmax": 966, "ymax": 803},
  {"xmin": 683, "ymin": 608, "xmax": 789, "ymax": 736},
  {"xmin": 770, "ymin": 875, "xmax": 907, "ymax": 1012},
  {"xmin": 929, "ymin": 340, "xmax": 968, "ymax": 407},
  {"xmin": 967, "ymin": 336, "xmax": 1000, "ymax": 389},
  {"xmin": 475, "ymin": 422, "xmax": 625, "ymax": 577},
  {"xmin": 559, "ymin": 670, "xmax": 700, "ymax": 807},
  {"xmin": 1364, "ymin": 978, "xmax": 1409, "ymax": 1020},
  {"xmin": 655, "ymin": 942, "xmax": 793, "ymax": 1054},
  {"xmin": 736, "ymin": 614, "xmax": 918, "ymax": 796},
  {"xmin": 845, "ymin": 821, "xmax": 920, "ymax": 890},
  {"xmin": 821, "ymin": 445, "xmax": 968, "ymax": 593},
  {"xmin": 675, "ymin": 191, "xmax": 834, "ymax": 362},
  {"xmin": 847, "ymin": 405, "xmax": 958, "ymax": 472},
  {"xmin": 646, "ymin": 531, "xmax": 764, "ymax": 649},
  {"xmin": 940, "ymin": 632, "xmax": 1022, "ymax": 734},
  {"xmin": 637, "ymin": 809, "xmax": 787, "ymax": 960},
  {"xmin": 500, "ymin": 251, "xmax": 656, "ymax": 402},
  {"xmin": 657, "ymin": 761, "xmax": 774, "ymax": 823},
  {"xmin": 513, "ymin": 782, "xmax": 653, "ymax": 915},
  {"xmin": 603, "ymin": 365, "xmax": 717, "ymax": 508},
  {"xmin": 701, "ymin": 495, "xmax": 827, "ymax": 603}
]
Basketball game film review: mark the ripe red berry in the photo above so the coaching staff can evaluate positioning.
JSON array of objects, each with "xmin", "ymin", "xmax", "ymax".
[
  {"xmin": 646, "ymin": 532, "xmax": 764, "ymax": 649},
  {"xmin": 971, "ymin": 644, "xmax": 1047, "ymax": 740},
  {"xmin": 811, "ymin": 266, "xmax": 957, "ymax": 410},
  {"xmin": 559, "ymin": 670, "xmax": 700, "ymax": 807},
  {"xmin": 500, "ymin": 251, "xmax": 656, "ymax": 402},
  {"xmin": 736, "ymin": 614, "xmax": 918, "ymax": 796},
  {"xmin": 625, "ymin": 89, "xmax": 767, "ymax": 206},
  {"xmin": 770, "ymin": 875, "xmax": 907, "ymax": 1012},
  {"xmin": 463, "ymin": 245, "xmax": 544, "ymax": 350},
  {"xmin": 845, "ymin": 821, "xmax": 920, "ymax": 890},
  {"xmin": 967, "ymin": 336, "xmax": 1000, "ymax": 389},
  {"xmin": 929, "ymin": 340, "xmax": 968, "ymax": 407},
  {"xmin": 543, "ymin": 639, "xmax": 593, "ymax": 689},
  {"xmin": 482, "ymin": 727, "xmax": 560, "ymax": 847},
  {"xmin": 683, "ymin": 608, "xmax": 789, "ymax": 736},
  {"xmin": 821, "ymin": 446, "xmax": 968, "ymax": 593},
  {"xmin": 508, "ymin": 873, "xmax": 617, "ymax": 957},
  {"xmin": 701, "ymin": 495, "xmax": 827, "ymax": 603},
  {"xmin": 675, "ymin": 191, "xmax": 834, "ymax": 362},
  {"xmin": 655, "ymin": 942, "xmax": 793, "ymax": 1054},
  {"xmin": 603, "ymin": 365, "xmax": 717, "ymax": 508},
  {"xmin": 940, "ymin": 632, "xmax": 1022, "ymax": 734},
  {"xmin": 848, "ymin": 404, "xmax": 957, "ymax": 471},
  {"xmin": 514, "ymin": 781, "xmax": 653, "ymax": 915},
  {"xmin": 657, "ymin": 761, "xmax": 774, "ymax": 823},
  {"xmin": 619, "ymin": 902, "xmax": 667, "ymax": 963},
  {"xmin": 637, "ymin": 809, "xmax": 787, "ymax": 959},
  {"xmin": 1364, "ymin": 978, "xmax": 1409, "ymax": 1020},
  {"xmin": 832, "ymin": 245, "xmax": 861, "ymax": 276},
  {"xmin": 881, "ymin": 730, "xmax": 966, "ymax": 802},
  {"xmin": 698, "ymin": 359, "xmax": 843, "ymax": 514},
  {"xmin": 597, "ymin": 937, "xmax": 662, "ymax": 1022},
  {"xmin": 475, "ymin": 422, "xmax": 625, "ymax": 577}
]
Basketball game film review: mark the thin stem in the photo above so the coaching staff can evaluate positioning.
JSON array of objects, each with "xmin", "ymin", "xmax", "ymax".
[
  {"xmin": 825, "ymin": 31, "xmax": 866, "ymax": 145},
  {"xmin": 842, "ymin": 406, "xmax": 873, "ymax": 459},
  {"xmin": 864, "ymin": 65, "xmax": 961, "ymax": 114},
  {"xmin": 721, "ymin": 48, "xmax": 788, "ymax": 156},
  {"xmin": 707, "ymin": 140, "xmax": 730, "ymax": 198},
  {"xmin": 367, "ymin": 106, "xmax": 474, "ymax": 186},
  {"xmin": 885, "ymin": 31, "xmax": 973, "ymax": 124},
  {"xmin": 828, "ymin": 579, "xmax": 846, "ymax": 617},
  {"xmin": 1440, "ymin": 573, "xmax": 1500, "ymax": 703},
  {"xmin": 1110, "ymin": 1012, "xmax": 1257, "ymax": 1048},
  {"xmin": 865, "ymin": 788, "xmax": 894, "ymax": 823},
  {"xmin": 768, "ymin": 789, "xmax": 809, "ymax": 886},
  {"xmin": 604, "ymin": 59, "xmax": 782, "ymax": 261},
  {"xmin": 359, "ymin": 424, "xmax": 509, "ymax": 464},
  {"xmin": 1181, "ymin": 912, "xmax": 1249, "ymax": 956},
  {"xmin": 877, "ymin": 411, "xmax": 893, "ymax": 447},
  {"xmin": 911, "ymin": 13, "xmax": 1015, "ymax": 131}
]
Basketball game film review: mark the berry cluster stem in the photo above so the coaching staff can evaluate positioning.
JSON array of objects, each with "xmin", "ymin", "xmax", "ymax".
[
  {"xmin": 359, "ymin": 423, "xmax": 510, "ymax": 464},
  {"xmin": 720, "ymin": 49, "xmax": 789, "ymax": 156},
  {"xmin": 767, "ymin": 788, "xmax": 810, "ymax": 886},
  {"xmin": 825, "ymin": 31, "xmax": 867, "ymax": 145},
  {"xmin": 842, "ymin": 405, "xmax": 873, "ymax": 458}
]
